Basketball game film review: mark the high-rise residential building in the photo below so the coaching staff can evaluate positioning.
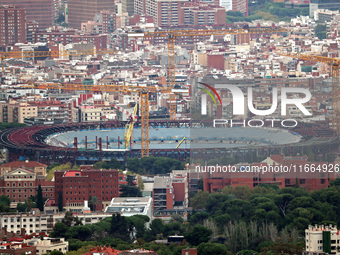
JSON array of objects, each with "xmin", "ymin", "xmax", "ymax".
[
  {"xmin": 0, "ymin": 0, "xmax": 53, "ymax": 29},
  {"xmin": 68, "ymin": 0, "xmax": 115, "ymax": 29},
  {"xmin": 178, "ymin": 2, "xmax": 226, "ymax": 26},
  {"xmin": 232, "ymin": 0, "xmax": 248, "ymax": 16},
  {"xmin": 134, "ymin": 0, "xmax": 146, "ymax": 15},
  {"xmin": 122, "ymin": 0, "xmax": 135, "ymax": 16},
  {"xmin": 146, "ymin": 0, "xmax": 189, "ymax": 27},
  {"xmin": 0, "ymin": 5, "xmax": 26, "ymax": 48}
]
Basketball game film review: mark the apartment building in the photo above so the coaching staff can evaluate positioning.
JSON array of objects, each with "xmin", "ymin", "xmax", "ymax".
[
  {"xmin": 304, "ymin": 225, "xmax": 340, "ymax": 255},
  {"xmin": 24, "ymin": 237, "xmax": 68, "ymax": 255},
  {"xmin": 0, "ymin": 0, "xmax": 53, "ymax": 29},
  {"xmin": 68, "ymin": 0, "xmax": 115, "ymax": 29},
  {"xmin": 0, "ymin": 102, "xmax": 37, "ymax": 124},
  {"xmin": 54, "ymin": 165, "xmax": 119, "ymax": 210},
  {"xmin": 0, "ymin": 6, "xmax": 26, "ymax": 49}
]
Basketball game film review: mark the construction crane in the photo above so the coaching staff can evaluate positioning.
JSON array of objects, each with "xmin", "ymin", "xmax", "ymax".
[
  {"xmin": 0, "ymin": 48, "xmax": 116, "ymax": 72},
  {"xmin": 23, "ymin": 82, "xmax": 188, "ymax": 157},
  {"xmin": 279, "ymin": 52, "xmax": 340, "ymax": 134},
  {"xmin": 124, "ymin": 103, "xmax": 138, "ymax": 149},
  {"xmin": 143, "ymin": 27, "xmax": 290, "ymax": 120}
]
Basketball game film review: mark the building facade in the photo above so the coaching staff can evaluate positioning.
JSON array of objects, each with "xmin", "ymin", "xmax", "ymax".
[
  {"xmin": 54, "ymin": 166, "xmax": 119, "ymax": 210},
  {"xmin": 0, "ymin": 0, "xmax": 53, "ymax": 29},
  {"xmin": 304, "ymin": 225, "xmax": 340, "ymax": 255},
  {"xmin": 0, "ymin": 6, "xmax": 26, "ymax": 49},
  {"xmin": 0, "ymin": 167, "xmax": 54, "ymax": 204},
  {"xmin": 68, "ymin": 0, "xmax": 115, "ymax": 29}
]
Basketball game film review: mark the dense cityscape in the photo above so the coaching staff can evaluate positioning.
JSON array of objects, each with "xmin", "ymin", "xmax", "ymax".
[{"xmin": 0, "ymin": 0, "xmax": 339, "ymax": 254}]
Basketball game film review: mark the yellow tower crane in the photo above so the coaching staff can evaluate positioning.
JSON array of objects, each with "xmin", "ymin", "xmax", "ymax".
[
  {"xmin": 279, "ymin": 52, "xmax": 340, "ymax": 134},
  {"xmin": 143, "ymin": 27, "xmax": 290, "ymax": 120}
]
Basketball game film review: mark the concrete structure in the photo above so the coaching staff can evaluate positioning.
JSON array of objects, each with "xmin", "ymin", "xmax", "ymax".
[
  {"xmin": 54, "ymin": 165, "xmax": 119, "ymax": 210},
  {"xmin": 0, "ymin": 6, "xmax": 26, "ymax": 49},
  {"xmin": 0, "ymin": 0, "xmax": 53, "ymax": 29},
  {"xmin": 104, "ymin": 197, "xmax": 153, "ymax": 219},
  {"xmin": 24, "ymin": 237, "xmax": 68, "ymax": 255},
  {"xmin": 310, "ymin": 0, "xmax": 340, "ymax": 17},
  {"xmin": 314, "ymin": 9, "xmax": 339, "ymax": 22},
  {"xmin": 304, "ymin": 225, "xmax": 340, "ymax": 255},
  {"xmin": 153, "ymin": 171, "xmax": 188, "ymax": 216},
  {"xmin": 68, "ymin": 0, "xmax": 115, "ymax": 29}
]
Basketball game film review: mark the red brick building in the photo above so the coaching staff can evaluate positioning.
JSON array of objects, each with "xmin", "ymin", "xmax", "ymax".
[
  {"xmin": 54, "ymin": 165, "xmax": 119, "ymax": 210},
  {"xmin": 0, "ymin": 0, "xmax": 53, "ymax": 29},
  {"xmin": 0, "ymin": 168, "xmax": 54, "ymax": 203},
  {"xmin": 0, "ymin": 5, "xmax": 26, "ymax": 48}
]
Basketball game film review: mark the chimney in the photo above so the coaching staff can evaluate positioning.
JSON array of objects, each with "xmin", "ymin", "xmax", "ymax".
[
  {"xmin": 21, "ymin": 228, "xmax": 26, "ymax": 237},
  {"xmin": 2, "ymin": 227, "xmax": 7, "ymax": 236}
]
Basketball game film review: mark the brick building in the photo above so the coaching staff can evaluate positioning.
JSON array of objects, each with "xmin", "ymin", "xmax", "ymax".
[
  {"xmin": 0, "ymin": 167, "xmax": 54, "ymax": 203},
  {"xmin": 0, "ymin": 0, "xmax": 53, "ymax": 29},
  {"xmin": 178, "ymin": 2, "xmax": 226, "ymax": 26},
  {"xmin": 68, "ymin": 0, "xmax": 115, "ymax": 29},
  {"xmin": 0, "ymin": 6, "xmax": 26, "ymax": 49},
  {"xmin": 54, "ymin": 165, "xmax": 119, "ymax": 210}
]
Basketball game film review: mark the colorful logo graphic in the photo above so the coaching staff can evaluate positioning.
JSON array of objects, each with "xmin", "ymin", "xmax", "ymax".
[{"xmin": 198, "ymin": 82, "xmax": 222, "ymax": 115}]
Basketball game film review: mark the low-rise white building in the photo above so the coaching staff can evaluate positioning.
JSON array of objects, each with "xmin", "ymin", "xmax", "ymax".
[
  {"xmin": 304, "ymin": 225, "xmax": 340, "ymax": 255},
  {"xmin": 104, "ymin": 197, "xmax": 153, "ymax": 219},
  {"xmin": 24, "ymin": 237, "xmax": 68, "ymax": 255}
]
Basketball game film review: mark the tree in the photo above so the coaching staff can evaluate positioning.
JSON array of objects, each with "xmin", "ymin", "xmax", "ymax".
[
  {"xmin": 126, "ymin": 175, "xmax": 135, "ymax": 186},
  {"xmin": 197, "ymin": 243, "xmax": 230, "ymax": 255},
  {"xmin": 0, "ymin": 195, "xmax": 10, "ymax": 212},
  {"xmin": 190, "ymin": 190, "xmax": 209, "ymax": 210},
  {"xmin": 184, "ymin": 225, "xmax": 212, "ymax": 246},
  {"xmin": 110, "ymin": 214, "xmax": 129, "ymax": 241},
  {"xmin": 89, "ymin": 196, "xmax": 100, "ymax": 211},
  {"xmin": 120, "ymin": 185, "xmax": 142, "ymax": 197},
  {"xmin": 58, "ymin": 191, "xmax": 63, "ymax": 212},
  {"xmin": 50, "ymin": 222, "xmax": 68, "ymax": 238},
  {"xmin": 137, "ymin": 175, "xmax": 144, "ymax": 191},
  {"xmin": 37, "ymin": 184, "xmax": 44, "ymax": 211},
  {"xmin": 62, "ymin": 211, "xmax": 82, "ymax": 227}
]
